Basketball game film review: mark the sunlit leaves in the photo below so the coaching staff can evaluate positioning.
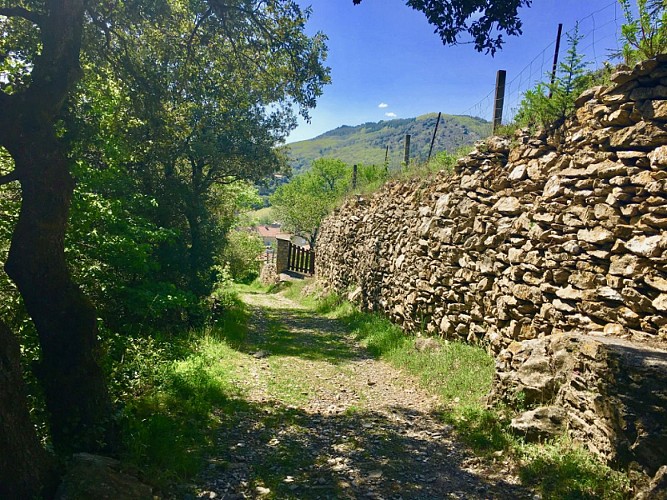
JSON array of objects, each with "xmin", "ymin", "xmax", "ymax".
[{"xmin": 271, "ymin": 158, "xmax": 351, "ymax": 245}]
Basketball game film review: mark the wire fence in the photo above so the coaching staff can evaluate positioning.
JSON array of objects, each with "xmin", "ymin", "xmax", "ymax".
[
  {"xmin": 353, "ymin": 2, "xmax": 627, "ymax": 168},
  {"xmin": 460, "ymin": 0, "xmax": 624, "ymax": 125}
]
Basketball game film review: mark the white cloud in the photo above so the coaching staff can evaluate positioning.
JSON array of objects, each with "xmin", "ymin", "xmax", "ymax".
[
  {"xmin": 385, "ymin": 112, "xmax": 397, "ymax": 118},
  {"xmin": 378, "ymin": 102, "xmax": 389, "ymax": 108}
]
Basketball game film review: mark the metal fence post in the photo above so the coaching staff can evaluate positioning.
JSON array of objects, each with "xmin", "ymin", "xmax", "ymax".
[{"xmin": 548, "ymin": 23, "xmax": 564, "ymax": 98}]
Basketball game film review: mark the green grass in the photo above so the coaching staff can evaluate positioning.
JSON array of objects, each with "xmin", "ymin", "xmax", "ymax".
[
  {"xmin": 111, "ymin": 289, "xmax": 252, "ymax": 490},
  {"xmin": 117, "ymin": 330, "xmax": 248, "ymax": 488},
  {"xmin": 519, "ymin": 438, "xmax": 631, "ymax": 499}
]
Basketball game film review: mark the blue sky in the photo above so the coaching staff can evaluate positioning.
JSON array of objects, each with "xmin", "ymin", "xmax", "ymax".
[{"xmin": 287, "ymin": 0, "xmax": 625, "ymax": 143}]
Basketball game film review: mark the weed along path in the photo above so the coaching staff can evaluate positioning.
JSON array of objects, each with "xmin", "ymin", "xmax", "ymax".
[{"xmin": 192, "ymin": 288, "xmax": 530, "ymax": 499}]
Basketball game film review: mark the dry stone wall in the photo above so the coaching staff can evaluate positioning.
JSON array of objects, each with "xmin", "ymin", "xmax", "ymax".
[
  {"xmin": 315, "ymin": 57, "xmax": 667, "ymax": 476},
  {"xmin": 491, "ymin": 333, "xmax": 667, "ymax": 477},
  {"xmin": 317, "ymin": 57, "xmax": 667, "ymax": 353}
]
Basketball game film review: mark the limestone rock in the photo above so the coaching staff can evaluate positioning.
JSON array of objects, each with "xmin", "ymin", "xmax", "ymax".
[
  {"xmin": 649, "ymin": 145, "xmax": 667, "ymax": 168},
  {"xmin": 348, "ymin": 286, "xmax": 363, "ymax": 303},
  {"xmin": 492, "ymin": 335, "xmax": 667, "ymax": 474},
  {"xmin": 652, "ymin": 294, "xmax": 667, "ymax": 312},
  {"xmin": 636, "ymin": 466, "xmax": 667, "ymax": 500},
  {"xmin": 610, "ymin": 122, "xmax": 667, "ymax": 149},
  {"xmin": 510, "ymin": 406, "xmax": 566, "ymax": 442},
  {"xmin": 493, "ymin": 197, "xmax": 522, "ymax": 215},
  {"xmin": 577, "ymin": 227, "xmax": 614, "ymax": 245},
  {"xmin": 624, "ymin": 234, "xmax": 663, "ymax": 257},
  {"xmin": 414, "ymin": 336, "xmax": 441, "ymax": 352}
]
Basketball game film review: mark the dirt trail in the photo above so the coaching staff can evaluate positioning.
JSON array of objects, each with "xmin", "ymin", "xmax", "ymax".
[{"xmin": 192, "ymin": 289, "xmax": 530, "ymax": 499}]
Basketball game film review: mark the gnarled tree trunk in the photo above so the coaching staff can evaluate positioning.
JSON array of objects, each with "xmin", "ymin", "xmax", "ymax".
[
  {"xmin": 0, "ymin": 320, "xmax": 57, "ymax": 498},
  {"xmin": 0, "ymin": 0, "xmax": 113, "ymax": 455},
  {"xmin": 4, "ymin": 128, "xmax": 112, "ymax": 453}
]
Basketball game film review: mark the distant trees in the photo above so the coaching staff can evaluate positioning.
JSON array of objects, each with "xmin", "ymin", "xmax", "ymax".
[
  {"xmin": 272, "ymin": 159, "xmax": 351, "ymax": 247},
  {"xmin": 353, "ymin": 0, "xmax": 532, "ymax": 54},
  {"xmin": 271, "ymin": 159, "xmax": 387, "ymax": 247}
]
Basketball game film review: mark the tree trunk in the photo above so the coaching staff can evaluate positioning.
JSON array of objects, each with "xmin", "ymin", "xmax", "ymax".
[
  {"xmin": 185, "ymin": 205, "xmax": 211, "ymax": 299},
  {"xmin": 0, "ymin": 320, "xmax": 58, "ymax": 499},
  {"xmin": 4, "ymin": 129, "xmax": 113, "ymax": 454},
  {"xmin": 186, "ymin": 161, "xmax": 213, "ymax": 299},
  {"xmin": 0, "ymin": 0, "xmax": 114, "ymax": 455}
]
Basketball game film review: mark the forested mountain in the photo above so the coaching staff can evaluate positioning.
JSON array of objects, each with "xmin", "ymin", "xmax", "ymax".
[{"xmin": 287, "ymin": 113, "xmax": 490, "ymax": 172}]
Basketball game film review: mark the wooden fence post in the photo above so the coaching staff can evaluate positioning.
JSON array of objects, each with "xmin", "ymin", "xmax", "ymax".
[
  {"xmin": 493, "ymin": 70, "xmax": 507, "ymax": 134},
  {"xmin": 403, "ymin": 134, "xmax": 411, "ymax": 168},
  {"xmin": 276, "ymin": 236, "xmax": 290, "ymax": 273}
]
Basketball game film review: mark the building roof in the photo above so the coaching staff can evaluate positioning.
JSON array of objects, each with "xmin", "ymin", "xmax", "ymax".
[{"xmin": 255, "ymin": 225, "xmax": 283, "ymax": 238}]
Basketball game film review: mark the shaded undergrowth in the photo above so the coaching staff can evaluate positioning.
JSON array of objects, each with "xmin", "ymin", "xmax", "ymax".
[{"xmin": 108, "ymin": 293, "xmax": 251, "ymax": 489}]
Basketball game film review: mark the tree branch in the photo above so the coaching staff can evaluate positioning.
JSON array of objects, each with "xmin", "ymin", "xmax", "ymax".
[
  {"xmin": 186, "ymin": 7, "xmax": 213, "ymax": 65},
  {"xmin": 0, "ymin": 170, "xmax": 20, "ymax": 186},
  {"xmin": 0, "ymin": 7, "xmax": 43, "ymax": 26}
]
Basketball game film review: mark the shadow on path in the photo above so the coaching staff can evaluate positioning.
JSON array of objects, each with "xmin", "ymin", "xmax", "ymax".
[
  {"xmin": 186, "ymin": 291, "xmax": 530, "ymax": 499},
  {"xmin": 195, "ymin": 397, "xmax": 530, "ymax": 500}
]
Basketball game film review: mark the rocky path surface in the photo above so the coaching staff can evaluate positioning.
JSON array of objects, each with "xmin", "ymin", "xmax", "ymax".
[{"xmin": 191, "ymin": 289, "xmax": 531, "ymax": 499}]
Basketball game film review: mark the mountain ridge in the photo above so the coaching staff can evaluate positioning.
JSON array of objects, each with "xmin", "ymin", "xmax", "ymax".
[{"xmin": 287, "ymin": 113, "xmax": 491, "ymax": 172}]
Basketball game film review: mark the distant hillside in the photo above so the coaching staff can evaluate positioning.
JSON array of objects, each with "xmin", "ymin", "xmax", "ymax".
[{"xmin": 287, "ymin": 113, "xmax": 491, "ymax": 173}]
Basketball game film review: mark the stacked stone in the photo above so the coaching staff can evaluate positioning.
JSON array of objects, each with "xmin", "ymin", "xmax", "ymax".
[
  {"xmin": 315, "ymin": 57, "xmax": 667, "ymax": 476},
  {"xmin": 316, "ymin": 56, "xmax": 667, "ymax": 354},
  {"xmin": 517, "ymin": 56, "xmax": 667, "ymax": 350},
  {"xmin": 491, "ymin": 333, "xmax": 667, "ymax": 477}
]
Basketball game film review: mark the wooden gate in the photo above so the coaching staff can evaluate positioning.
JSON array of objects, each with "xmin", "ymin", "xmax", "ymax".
[{"xmin": 287, "ymin": 242, "xmax": 315, "ymax": 275}]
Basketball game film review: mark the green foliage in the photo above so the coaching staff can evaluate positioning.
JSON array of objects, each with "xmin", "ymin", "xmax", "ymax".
[
  {"xmin": 618, "ymin": 0, "xmax": 667, "ymax": 64},
  {"xmin": 0, "ymin": 0, "xmax": 331, "ymax": 471},
  {"xmin": 221, "ymin": 231, "xmax": 265, "ymax": 284},
  {"xmin": 356, "ymin": 162, "xmax": 389, "ymax": 189},
  {"xmin": 514, "ymin": 25, "xmax": 591, "ymax": 130},
  {"xmin": 248, "ymin": 206, "xmax": 277, "ymax": 226},
  {"xmin": 103, "ymin": 288, "xmax": 251, "ymax": 487},
  {"xmin": 426, "ymin": 149, "xmax": 459, "ymax": 173},
  {"xmin": 111, "ymin": 328, "xmax": 247, "ymax": 488},
  {"xmin": 519, "ymin": 438, "xmax": 631, "ymax": 499},
  {"xmin": 446, "ymin": 406, "xmax": 511, "ymax": 452},
  {"xmin": 65, "ymin": 159, "xmax": 183, "ymax": 331},
  {"xmin": 271, "ymin": 158, "xmax": 352, "ymax": 245}
]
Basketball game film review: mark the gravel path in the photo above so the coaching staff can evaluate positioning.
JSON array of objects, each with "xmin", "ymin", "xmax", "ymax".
[{"xmin": 191, "ymin": 289, "xmax": 531, "ymax": 499}]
